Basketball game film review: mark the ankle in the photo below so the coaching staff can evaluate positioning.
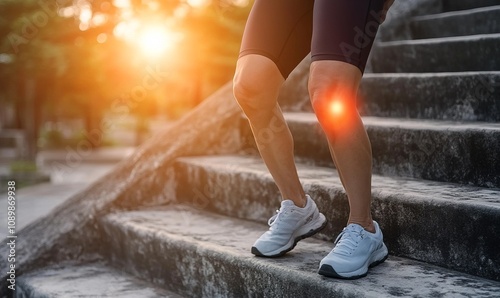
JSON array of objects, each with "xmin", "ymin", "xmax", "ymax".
[
  {"xmin": 281, "ymin": 192, "xmax": 307, "ymax": 208},
  {"xmin": 363, "ymin": 222, "xmax": 376, "ymax": 233},
  {"xmin": 292, "ymin": 199, "xmax": 306, "ymax": 208},
  {"xmin": 288, "ymin": 196, "xmax": 307, "ymax": 208}
]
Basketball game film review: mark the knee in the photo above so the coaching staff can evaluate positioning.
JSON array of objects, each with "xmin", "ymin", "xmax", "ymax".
[
  {"xmin": 233, "ymin": 70, "xmax": 263, "ymax": 113},
  {"xmin": 233, "ymin": 57, "xmax": 283, "ymax": 117},
  {"xmin": 308, "ymin": 70, "xmax": 359, "ymax": 134}
]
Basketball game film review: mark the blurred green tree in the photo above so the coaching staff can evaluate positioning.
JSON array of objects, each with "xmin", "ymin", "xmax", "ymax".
[{"xmin": 0, "ymin": 0, "xmax": 251, "ymax": 157}]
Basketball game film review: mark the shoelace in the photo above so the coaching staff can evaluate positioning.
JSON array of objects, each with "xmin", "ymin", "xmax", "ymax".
[
  {"xmin": 268, "ymin": 210, "xmax": 282, "ymax": 226},
  {"xmin": 333, "ymin": 227, "xmax": 365, "ymax": 255},
  {"xmin": 268, "ymin": 207, "xmax": 290, "ymax": 227}
]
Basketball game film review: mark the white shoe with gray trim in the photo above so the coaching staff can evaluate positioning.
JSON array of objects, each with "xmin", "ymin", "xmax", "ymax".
[
  {"xmin": 318, "ymin": 221, "xmax": 388, "ymax": 279},
  {"xmin": 251, "ymin": 195, "xmax": 327, "ymax": 257}
]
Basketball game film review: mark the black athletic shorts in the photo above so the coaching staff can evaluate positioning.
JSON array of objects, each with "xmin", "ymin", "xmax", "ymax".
[{"xmin": 239, "ymin": 0, "xmax": 385, "ymax": 78}]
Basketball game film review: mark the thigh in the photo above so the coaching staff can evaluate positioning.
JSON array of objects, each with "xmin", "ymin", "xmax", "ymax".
[
  {"xmin": 239, "ymin": 0, "xmax": 314, "ymax": 79},
  {"xmin": 311, "ymin": 0, "xmax": 385, "ymax": 74}
]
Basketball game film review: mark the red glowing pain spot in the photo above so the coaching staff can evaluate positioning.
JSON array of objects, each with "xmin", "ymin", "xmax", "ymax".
[{"xmin": 329, "ymin": 100, "xmax": 344, "ymax": 116}]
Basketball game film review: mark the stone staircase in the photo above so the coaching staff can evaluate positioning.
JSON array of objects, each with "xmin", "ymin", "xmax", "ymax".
[{"xmin": 14, "ymin": 0, "xmax": 500, "ymax": 297}]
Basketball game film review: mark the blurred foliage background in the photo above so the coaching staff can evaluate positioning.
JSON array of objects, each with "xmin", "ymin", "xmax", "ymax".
[{"xmin": 0, "ymin": 0, "xmax": 251, "ymax": 158}]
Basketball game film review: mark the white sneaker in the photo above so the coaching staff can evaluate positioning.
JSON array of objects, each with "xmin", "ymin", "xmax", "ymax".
[
  {"xmin": 251, "ymin": 195, "xmax": 327, "ymax": 257},
  {"xmin": 318, "ymin": 221, "xmax": 388, "ymax": 279}
]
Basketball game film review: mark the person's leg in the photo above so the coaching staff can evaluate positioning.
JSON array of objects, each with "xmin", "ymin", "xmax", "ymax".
[
  {"xmin": 233, "ymin": 54, "xmax": 306, "ymax": 207},
  {"xmin": 308, "ymin": 61, "xmax": 374, "ymax": 232},
  {"xmin": 234, "ymin": 0, "xmax": 326, "ymax": 258},
  {"xmin": 309, "ymin": 0, "xmax": 388, "ymax": 231},
  {"xmin": 311, "ymin": 0, "xmax": 389, "ymax": 279},
  {"xmin": 234, "ymin": 0, "xmax": 314, "ymax": 206},
  {"xmin": 234, "ymin": 55, "xmax": 326, "ymax": 258}
]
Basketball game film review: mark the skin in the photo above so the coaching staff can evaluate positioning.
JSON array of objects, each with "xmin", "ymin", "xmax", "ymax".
[{"xmin": 233, "ymin": 0, "xmax": 395, "ymax": 233}]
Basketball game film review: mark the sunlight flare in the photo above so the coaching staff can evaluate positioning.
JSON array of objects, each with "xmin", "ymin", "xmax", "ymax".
[
  {"xmin": 187, "ymin": 0, "xmax": 209, "ymax": 8},
  {"xmin": 137, "ymin": 25, "xmax": 181, "ymax": 58}
]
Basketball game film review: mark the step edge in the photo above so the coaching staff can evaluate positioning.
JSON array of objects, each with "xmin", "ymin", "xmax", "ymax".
[
  {"xmin": 378, "ymin": 32, "xmax": 500, "ymax": 46},
  {"xmin": 411, "ymin": 5, "xmax": 500, "ymax": 22},
  {"xmin": 282, "ymin": 112, "xmax": 500, "ymax": 131},
  {"xmin": 363, "ymin": 71, "xmax": 500, "ymax": 78}
]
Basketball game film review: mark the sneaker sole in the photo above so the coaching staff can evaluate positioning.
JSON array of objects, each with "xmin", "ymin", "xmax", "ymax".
[
  {"xmin": 251, "ymin": 214, "xmax": 327, "ymax": 258},
  {"xmin": 318, "ymin": 244, "xmax": 389, "ymax": 280}
]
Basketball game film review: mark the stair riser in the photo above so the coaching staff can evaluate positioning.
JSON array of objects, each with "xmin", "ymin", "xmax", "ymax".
[
  {"xmin": 173, "ymin": 164, "xmax": 350, "ymax": 240},
  {"xmin": 410, "ymin": 8, "xmax": 500, "ymax": 39},
  {"xmin": 442, "ymin": 0, "xmax": 500, "ymax": 11},
  {"xmin": 359, "ymin": 73, "xmax": 500, "ymax": 122},
  {"xmin": 173, "ymin": 159, "xmax": 500, "ymax": 281},
  {"xmin": 371, "ymin": 36, "xmax": 500, "ymax": 73},
  {"xmin": 368, "ymin": 126, "xmax": 500, "ymax": 188},
  {"xmin": 278, "ymin": 72, "xmax": 500, "ymax": 122},
  {"xmin": 376, "ymin": 0, "xmax": 443, "ymax": 42},
  {"xmin": 99, "ymin": 218, "xmax": 348, "ymax": 298},
  {"xmin": 373, "ymin": 197, "xmax": 500, "ymax": 282},
  {"xmin": 240, "ymin": 117, "xmax": 500, "ymax": 188}
]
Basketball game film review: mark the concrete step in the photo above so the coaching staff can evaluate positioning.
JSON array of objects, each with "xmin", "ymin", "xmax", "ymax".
[
  {"xmin": 371, "ymin": 34, "xmax": 500, "ymax": 73},
  {"xmin": 240, "ymin": 112, "xmax": 500, "ymax": 188},
  {"xmin": 16, "ymin": 259, "xmax": 183, "ymax": 297},
  {"xmin": 173, "ymin": 155, "xmax": 500, "ymax": 281},
  {"xmin": 442, "ymin": 0, "xmax": 500, "ymax": 12},
  {"xmin": 410, "ymin": 6, "xmax": 500, "ymax": 39},
  {"xmin": 359, "ymin": 72, "xmax": 500, "ymax": 122},
  {"xmin": 99, "ymin": 205, "xmax": 500, "ymax": 297}
]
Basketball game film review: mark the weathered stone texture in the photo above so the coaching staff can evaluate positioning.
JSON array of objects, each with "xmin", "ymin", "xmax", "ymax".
[
  {"xmin": 0, "ymin": 83, "xmax": 244, "ymax": 293},
  {"xmin": 99, "ymin": 205, "xmax": 500, "ymax": 297}
]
